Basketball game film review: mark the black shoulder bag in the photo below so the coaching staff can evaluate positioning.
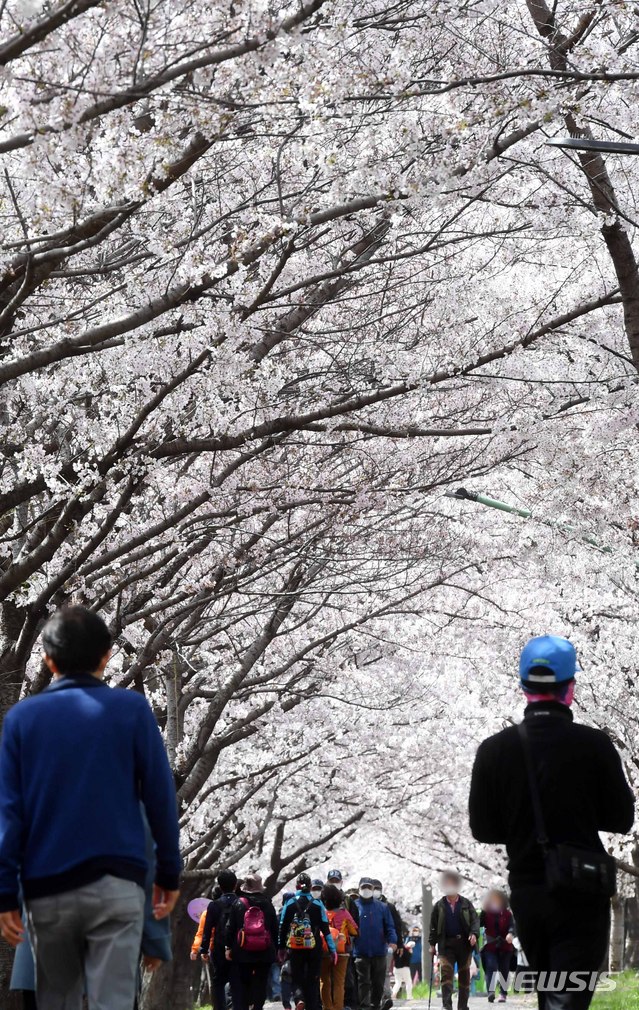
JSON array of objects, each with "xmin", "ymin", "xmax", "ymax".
[{"xmin": 517, "ymin": 722, "xmax": 617, "ymax": 898}]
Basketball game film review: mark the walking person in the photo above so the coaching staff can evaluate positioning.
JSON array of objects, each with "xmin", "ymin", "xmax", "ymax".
[
  {"xmin": 470, "ymin": 635, "xmax": 635, "ymax": 1010},
  {"xmin": 199, "ymin": 870, "xmax": 242, "ymax": 1010},
  {"xmin": 479, "ymin": 890, "xmax": 515, "ymax": 1004},
  {"xmin": 226, "ymin": 874, "xmax": 279, "ymax": 1010},
  {"xmin": 320, "ymin": 883, "xmax": 358, "ymax": 1010},
  {"xmin": 0, "ymin": 606, "xmax": 181, "ymax": 1010},
  {"xmin": 353, "ymin": 877, "xmax": 397, "ymax": 1010},
  {"xmin": 391, "ymin": 940, "xmax": 414, "ymax": 1001},
  {"xmin": 280, "ymin": 872, "xmax": 337, "ymax": 1010},
  {"xmin": 428, "ymin": 871, "xmax": 479, "ymax": 1010},
  {"xmin": 327, "ymin": 870, "xmax": 360, "ymax": 1009},
  {"xmin": 408, "ymin": 927, "xmax": 422, "ymax": 984},
  {"xmin": 327, "ymin": 870, "xmax": 360, "ymax": 926},
  {"xmin": 372, "ymin": 880, "xmax": 403, "ymax": 1009}
]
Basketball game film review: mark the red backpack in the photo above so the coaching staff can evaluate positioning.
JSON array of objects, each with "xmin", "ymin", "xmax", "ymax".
[{"xmin": 238, "ymin": 899, "xmax": 272, "ymax": 952}]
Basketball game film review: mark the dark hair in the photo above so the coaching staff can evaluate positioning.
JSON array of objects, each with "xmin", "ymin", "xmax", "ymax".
[
  {"xmin": 322, "ymin": 883, "xmax": 342, "ymax": 911},
  {"xmin": 297, "ymin": 873, "xmax": 312, "ymax": 892},
  {"xmin": 218, "ymin": 869, "xmax": 237, "ymax": 893},
  {"xmin": 41, "ymin": 606, "xmax": 112, "ymax": 677}
]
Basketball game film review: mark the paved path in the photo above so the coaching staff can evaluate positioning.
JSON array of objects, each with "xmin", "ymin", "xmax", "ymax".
[{"xmin": 407, "ymin": 999, "xmax": 537, "ymax": 1009}]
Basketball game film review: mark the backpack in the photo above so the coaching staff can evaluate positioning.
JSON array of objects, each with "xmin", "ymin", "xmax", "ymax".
[
  {"xmin": 213, "ymin": 894, "xmax": 238, "ymax": 954},
  {"xmin": 238, "ymin": 899, "xmax": 272, "ymax": 952},
  {"xmin": 321, "ymin": 911, "xmax": 348, "ymax": 955},
  {"xmin": 287, "ymin": 897, "xmax": 316, "ymax": 950}
]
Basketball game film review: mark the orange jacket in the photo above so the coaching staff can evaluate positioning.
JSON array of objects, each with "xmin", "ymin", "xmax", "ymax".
[{"xmin": 191, "ymin": 910, "xmax": 209, "ymax": 957}]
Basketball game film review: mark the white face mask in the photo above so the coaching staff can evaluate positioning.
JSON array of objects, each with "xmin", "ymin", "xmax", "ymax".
[
  {"xmin": 311, "ymin": 889, "xmax": 322, "ymax": 899},
  {"xmin": 360, "ymin": 887, "xmax": 374, "ymax": 899},
  {"xmin": 445, "ymin": 887, "xmax": 458, "ymax": 897},
  {"xmin": 373, "ymin": 889, "xmax": 383, "ymax": 900}
]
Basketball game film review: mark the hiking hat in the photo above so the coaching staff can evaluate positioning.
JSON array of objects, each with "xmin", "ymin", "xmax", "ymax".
[
  {"xmin": 519, "ymin": 635, "xmax": 579, "ymax": 690},
  {"xmin": 327, "ymin": 869, "xmax": 343, "ymax": 882},
  {"xmin": 297, "ymin": 872, "xmax": 312, "ymax": 890},
  {"xmin": 243, "ymin": 874, "xmax": 264, "ymax": 893}
]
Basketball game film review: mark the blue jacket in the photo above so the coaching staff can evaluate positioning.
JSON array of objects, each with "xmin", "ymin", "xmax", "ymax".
[
  {"xmin": 0, "ymin": 675, "xmax": 182, "ymax": 911},
  {"xmin": 352, "ymin": 898, "xmax": 397, "ymax": 958},
  {"xmin": 10, "ymin": 812, "xmax": 172, "ymax": 991}
]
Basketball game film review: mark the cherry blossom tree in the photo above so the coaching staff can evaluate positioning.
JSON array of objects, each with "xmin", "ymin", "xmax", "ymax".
[{"xmin": 3, "ymin": 0, "xmax": 639, "ymax": 1003}]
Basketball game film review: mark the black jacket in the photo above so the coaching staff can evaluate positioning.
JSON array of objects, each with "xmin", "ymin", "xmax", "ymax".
[
  {"xmin": 396, "ymin": 944, "xmax": 413, "ymax": 968},
  {"xmin": 200, "ymin": 893, "xmax": 239, "ymax": 963},
  {"xmin": 469, "ymin": 702, "xmax": 634, "ymax": 889},
  {"xmin": 382, "ymin": 899, "xmax": 403, "ymax": 951},
  {"xmin": 429, "ymin": 896, "xmax": 479, "ymax": 951},
  {"xmin": 225, "ymin": 891, "xmax": 278, "ymax": 963}
]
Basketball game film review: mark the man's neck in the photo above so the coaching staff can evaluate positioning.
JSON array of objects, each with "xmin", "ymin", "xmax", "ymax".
[{"xmin": 446, "ymin": 894, "xmax": 459, "ymax": 904}]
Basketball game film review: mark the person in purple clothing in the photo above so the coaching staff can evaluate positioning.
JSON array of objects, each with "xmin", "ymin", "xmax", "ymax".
[{"xmin": 0, "ymin": 606, "xmax": 182, "ymax": 1010}]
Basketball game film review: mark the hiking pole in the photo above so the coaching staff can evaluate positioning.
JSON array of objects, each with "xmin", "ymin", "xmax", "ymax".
[{"xmin": 427, "ymin": 954, "xmax": 434, "ymax": 1010}]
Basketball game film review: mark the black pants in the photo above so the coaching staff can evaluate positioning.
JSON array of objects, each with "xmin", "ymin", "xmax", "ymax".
[
  {"xmin": 354, "ymin": 955, "xmax": 386, "ymax": 1010},
  {"xmin": 511, "ymin": 887, "xmax": 610, "ymax": 1010},
  {"xmin": 232, "ymin": 960, "xmax": 271, "ymax": 1010},
  {"xmin": 22, "ymin": 996, "xmax": 37, "ymax": 1010},
  {"xmin": 290, "ymin": 949, "xmax": 323, "ymax": 1010},
  {"xmin": 213, "ymin": 958, "xmax": 239, "ymax": 1010}
]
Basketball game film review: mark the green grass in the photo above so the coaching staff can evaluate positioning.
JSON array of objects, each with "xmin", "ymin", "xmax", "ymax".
[{"xmin": 591, "ymin": 971, "xmax": 639, "ymax": 1008}]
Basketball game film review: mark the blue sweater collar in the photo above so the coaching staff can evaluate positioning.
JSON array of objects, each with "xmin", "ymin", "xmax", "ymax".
[{"xmin": 46, "ymin": 675, "xmax": 107, "ymax": 692}]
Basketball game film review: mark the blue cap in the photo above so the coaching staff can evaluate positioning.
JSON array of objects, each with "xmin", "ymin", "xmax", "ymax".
[
  {"xmin": 327, "ymin": 869, "xmax": 343, "ymax": 882},
  {"xmin": 519, "ymin": 635, "xmax": 579, "ymax": 689}
]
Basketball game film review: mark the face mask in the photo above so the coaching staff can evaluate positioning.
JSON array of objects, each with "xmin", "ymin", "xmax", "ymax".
[
  {"xmin": 373, "ymin": 889, "xmax": 383, "ymax": 900},
  {"xmin": 445, "ymin": 887, "xmax": 458, "ymax": 896},
  {"xmin": 360, "ymin": 887, "xmax": 374, "ymax": 899},
  {"xmin": 311, "ymin": 889, "xmax": 322, "ymax": 899}
]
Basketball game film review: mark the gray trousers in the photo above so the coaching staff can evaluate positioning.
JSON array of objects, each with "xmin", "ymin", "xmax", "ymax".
[{"xmin": 27, "ymin": 874, "xmax": 145, "ymax": 1010}]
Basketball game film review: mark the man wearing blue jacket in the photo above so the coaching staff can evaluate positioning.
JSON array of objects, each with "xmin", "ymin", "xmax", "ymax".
[
  {"xmin": 353, "ymin": 877, "xmax": 397, "ymax": 1010},
  {"xmin": 0, "ymin": 606, "xmax": 182, "ymax": 1010}
]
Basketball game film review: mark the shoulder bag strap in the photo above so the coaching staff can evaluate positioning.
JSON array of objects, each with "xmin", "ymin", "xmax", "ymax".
[{"xmin": 517, "ymin": 721, "xmax": 550, "ymax": 850}]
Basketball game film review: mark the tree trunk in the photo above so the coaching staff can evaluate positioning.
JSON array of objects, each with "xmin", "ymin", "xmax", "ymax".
[
  {"xmin": 0, "ymin": 941, "xmax": 21, "ymax": 1010},
  {"xmin": 143, "ymin": 882, "xmax": 204, "ymax": 1010},
  {"xmin": 609, "ymin": 893, "xmax": 625, "ymax": 971},
  {"xmin": 625, "ymin": 845, "xmax": 639, "ymax": 970}
]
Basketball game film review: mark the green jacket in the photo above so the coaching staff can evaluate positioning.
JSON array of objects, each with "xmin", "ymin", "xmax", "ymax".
[{"xmin": 428, "ymin": 896, "xmax": 480, "ymax": 951}]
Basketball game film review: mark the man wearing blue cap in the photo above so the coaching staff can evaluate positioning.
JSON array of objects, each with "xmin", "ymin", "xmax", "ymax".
[{"xmin": 469, "ymin": 635, "xmax": 634, "ymax": 1010}]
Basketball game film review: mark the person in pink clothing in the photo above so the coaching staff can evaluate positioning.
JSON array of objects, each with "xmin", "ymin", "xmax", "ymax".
[{"xmin": 320, "ymin": 884, "xmax": 359, "ymax": 1010}]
